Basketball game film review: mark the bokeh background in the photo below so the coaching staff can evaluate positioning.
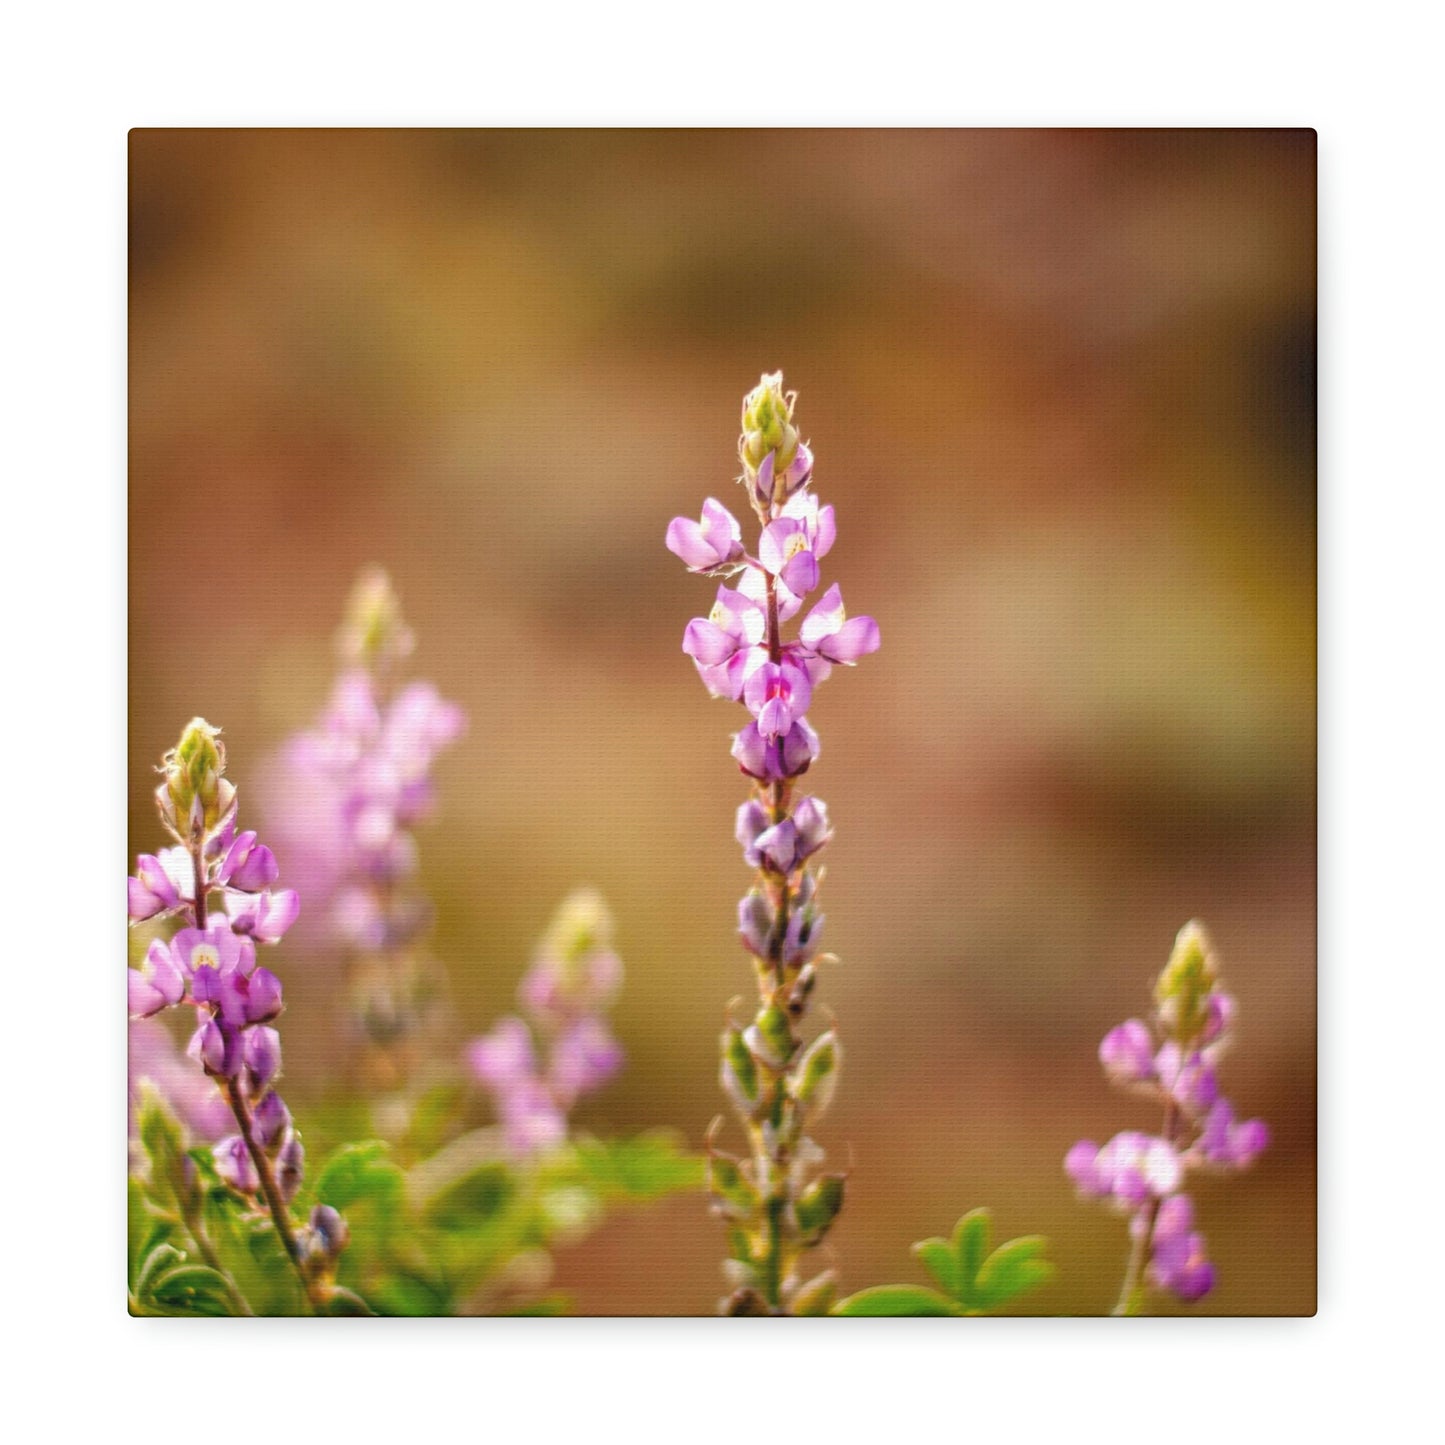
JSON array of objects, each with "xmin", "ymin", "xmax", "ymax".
[{"xmin": 128, "ymin": 128, "xmax": 1315, "ymax": 1315}]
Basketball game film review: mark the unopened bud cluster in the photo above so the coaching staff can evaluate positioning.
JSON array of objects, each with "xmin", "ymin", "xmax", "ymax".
[
  {"xmin": 1065, "ymin": 922, "xmax": 1269, "ymax": 1308},
  {"xmin": 668, "ymin": 372, "xmax": 879, "ymax": 1314}
]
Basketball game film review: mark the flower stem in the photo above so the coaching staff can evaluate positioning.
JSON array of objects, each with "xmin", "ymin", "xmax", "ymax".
[
  {"xmin": 741, "ymin": 514, "xmax": 807, "ymax": 1312},
  {"xmin": 1110, "ymin": 1099, "xmax": 1179, "ymax": 1317},
  {"xmin": 190, "ymin": 839, "xmax": 324, "ymax": 1313},
  {"xmin": 224, "ymin": 1078, "xmax": 326, "ymax": 1312},
  {"xmin": 190, "ymin": 840, "xmax": 209, "ymax": 929}
]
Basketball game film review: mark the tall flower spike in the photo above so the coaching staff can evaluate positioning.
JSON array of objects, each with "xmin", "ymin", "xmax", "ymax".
[
  {"xmin": 265, "ymin": 570, "xmax": 464, "ymax": 1097},
  {"xmin": 128, "ymin": 719, "xmax": 343, "ymax": 1311},
  {"xmin": 1065, "ymin": 921, "xmax": 1269, "ymax": 1314},
  {"xmin": 667, "ymin": 372, "xmax": 879, "ymax": 1315}
]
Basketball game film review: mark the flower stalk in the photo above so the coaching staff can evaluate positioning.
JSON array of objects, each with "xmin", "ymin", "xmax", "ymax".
[
  {"xmin": 668, "ymin": 373, "xmax": 879, "ymax": 1314},
  {"xmin": 129, "ymin": 718, "xmax": 349, "ymax": 1313},
  {"xmin": 1066, "ymin": 921, "xmax": 1270, "ymax": 1314},
  {"xmin": 464, "ymin": 889, "xmax": 626, "ymax": 1158},
  {"xmin": 265, "ymin": 570, "xmax": 464, "ymax": 1105}
]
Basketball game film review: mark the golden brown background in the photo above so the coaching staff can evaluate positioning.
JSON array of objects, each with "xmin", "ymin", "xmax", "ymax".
[{"xmin": 129, "ymin": 128, "xmax": 1316, "ymax": 1315}]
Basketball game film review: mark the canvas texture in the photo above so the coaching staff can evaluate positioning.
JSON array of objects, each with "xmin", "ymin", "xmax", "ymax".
[{"xmin": 127, "ymin": 128, "xmax": 1316, "ymax": 1317}]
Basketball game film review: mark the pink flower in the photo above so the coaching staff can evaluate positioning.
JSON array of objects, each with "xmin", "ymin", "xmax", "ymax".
[
  {"xmin": 127, "ymin": 849, "xmax": 193, "ymax": 921},
  {"xmin": 666, "ymin": 498, "xmax": 745, "ymax": 573},
  {"xmin": 128, "ymin": 939, "xmax": 187, "ymax": 1018},
  {"xmin": 226, "ymin": 888, "xmax": 300, "ymax": 944},
  {"xmin": 216, "ymin": 831, "xmax": 279, "ymax": 892},
  {"xmin": 1196, "ymin": 1099, "xmax": 1270, "ymax": 1169},
  {"xmin": 759, "ymin": 518, "xmax": 821, "ymax": 598},
  {"xmin": 213, "ymin": 1135, "xmax": 260, "ymax": 1194},
  {"xmin": 466, "ymin": 1017, "xmax": 536, "ymax": 1088},
  {"xmin": 1146, "ymin": 1194, "xmax": 1216, "ymax": 1302},
  {"xmin": 682, "ymin": 586, "xmax": 768, "ymax": 699},
  {"xmin": 1098, "ymin": 1019, "xmax": 1156, "ymax": 1085},
  {"xmin": 743, "ymin": 657, "xmax": 813, "ymax": 739},
  {"xmin": 1066, "ymin": 1132, "xmax": 1183, "ymax": 1207},
  {"xmin": 731, "ymin": 718, "xmax": 819, "ymax": 781},
  {"xmin": 799, "ymin": 585, "xmax": 881, "ymax": 665}
]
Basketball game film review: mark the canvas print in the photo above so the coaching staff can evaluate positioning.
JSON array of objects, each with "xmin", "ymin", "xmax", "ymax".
[{"xmin": 127, "ymin": 128, "xmax": 1316, "ymax": 1316}]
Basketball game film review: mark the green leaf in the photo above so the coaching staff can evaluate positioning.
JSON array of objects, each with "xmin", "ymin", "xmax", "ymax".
[
  {"xmin": 136, "ymin": 1241, "xmax": 186, "ymax": 1297},
  {"xmin": 501, "ymin": 1294, "xmax": 572, "ymax": 1316},
  {"xmin": 368, "ymin": 1272, "xmax": 450, "ymax": 1317},
  {"xmin": 400, "ymin": 1083, "xmax": 465, "ymax": 1159},
  {"xmin": 148, "ymin": 1263, "xmax": 237, "ymax": 1316},
  {"xmin": 137, "ymin": 1084, "xmax": 186, "ymax": 1176},
  {"xmin": 974, "ymin": 1235, "xmax": 1054, "ymax": 1311},
  {"xmin": 314, "ymin": 1142, "xmax": 406, "ymax": 1224},
  {"xmin": 832, "ymin": 1285, "xmax": 960, "ymax": 1317},
  {"xmin": 911, "ymin": 1237, "xmax": 960, "ymax": 1297},
  {"xmin": 859, "ymin": 1209, "xmax": 1056, "ymax": 1317},
  {"xmin": 326, "ymin": 1286, "xmax": 378, "ymax": 1317},
  {"xmin": 567, "ymin": 1131, "xmax": 703, "ymax": 1201},
  {"xmin": 952, "ymin": 1209, "xmax": 992, "ymax": 1311},
  {"xmin": 128, "ymin": 1198, "xmax": 176, "ymax": 1290},
  {"xmin": 425, "ymin": 1161, "xmax": 514, "ymax": 1231}
]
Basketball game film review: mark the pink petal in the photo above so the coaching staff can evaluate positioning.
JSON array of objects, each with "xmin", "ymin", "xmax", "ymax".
[
  {"xmin": 682, "ymin": 618, "xmax": 740, "ymax": 665},
  {"xmin": 819, "ymin": 615, "xmax": 879, "ymax": 663}
]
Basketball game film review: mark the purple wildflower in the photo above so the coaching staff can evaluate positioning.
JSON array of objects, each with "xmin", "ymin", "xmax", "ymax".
[
  {"xmin": 1065, "ymin": 1132, "xmax": 1184, "ymax": 1207},
  {"xmin": 1065, "ymin": 921, "xmax": 1269, "ymax": 1313},
  {"xmin": 666, "ymin": 498, "xmax": 746, "ymax": 573},
  {"xmin": 263, "ymin": 571, "xmax": 463, "ymax": 1069},
  {"xmin": 731, "ymin": 718, "xmax": 820, "ymax": 781},
  {"xmin": 128, "ymin": 939, "xmax": 187, "ymax": 1018},
  {"xmin": 128, "ymin": 718, "xmax": 342, "ymax": 1307},
  {"xmin": 668, "ymin": 372, "xmax": 878, "ymax": 1314},
  {"xmin": 213, "ymin": 1134, "xmax": 261, "ymax": 1194},
  {"xmin": 1099, "ymin": 1019, "xmax": 1157, "ymax": 1086},
  {"xmin": 464, "ymin": 890, "xmax": 626, "ymax": 1160},
  {"xmin": 1145, "ymin": 1194, "xmax": 1216, "ymax": 1303}
]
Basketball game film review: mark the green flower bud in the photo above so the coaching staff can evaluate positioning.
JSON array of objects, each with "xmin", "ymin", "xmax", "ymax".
[
  {"xmin": 744, "ymin": 1001, "xmax": 797, "ymax": 1071},
  {"xmin": 792, "ymin": 1172, "xmax": 846, "ymax": 1243},
  {"xmin": 787, "ymin": 1268, "xmax": 839, "ymax": 1317},
  {"xmin": 708, "ymin": 1153, "xmax": 761, "ymax": 1222},
  {"xmin": 791, "ymin": 1028, "xmax": 842, "ymax": 1120},
  {"xmin": 1154, "ymin": 920, "xmax": 1219, "ymax": 1044},
  {"xmin": 337, "ymin": 566, "xmax": 414, "ymax": 669},
  {"xmin": 720, "ymin": 1025, "xmax": 764, "ymax": 1116},
  {"xmin": 739, "ymin": 371, "xmax": 801, "ymax": 478},
  {"xmin": 155, "ymin": 718, "xmax": 235, "ymax": 842},
  {"xmin": 542, "ymin": 887, "xmax": 613, "ymax": 969},
  {"xmin": 725, "ymin": 1226, "xmax": 757, "ymax": 1269}
]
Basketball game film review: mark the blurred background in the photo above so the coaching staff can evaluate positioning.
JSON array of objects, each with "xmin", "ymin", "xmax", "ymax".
[{"xmin": 129, "ymin": 128, "xmax": 1315, "ymax": 1315}]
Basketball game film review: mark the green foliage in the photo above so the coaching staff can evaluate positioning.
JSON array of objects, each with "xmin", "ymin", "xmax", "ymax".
[
  {"xmin": 128, "ymin": 1096, "xmax": 702, "ymax": 1317},
  {"xmin": 832, "ymin": 1284, "xmax": 958, "ymax": 1317},
  {"xmin": 314, "ymin": 1141, "xmax": 407, "ymax": 1225},
  {"xmin": 565, "ymin": 1130, "xmax": 704, "ymax": 1202},
  {"xmin": 831, "ymin": 1208, "xmax": 1055, "ymax": 1317},
  {"xmin": 311, "ymin": 1127, "xmax": 700, "ymax": 1316}
]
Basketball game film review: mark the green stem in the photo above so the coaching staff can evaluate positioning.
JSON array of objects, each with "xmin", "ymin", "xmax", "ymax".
[{"xmin": 1110, "ymin": 1099, "xmax": 1180, "ymax": 1317}]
